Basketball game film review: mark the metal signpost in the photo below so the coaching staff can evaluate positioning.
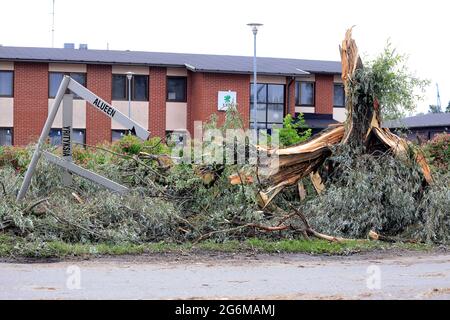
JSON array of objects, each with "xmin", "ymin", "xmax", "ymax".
[
  {"xmin": 16, "ymin": 75, "xmax": 150, "ymax": 201},
  {"xmin": 62, "ymin": 93, "xmax": 73, "ymax": 186}
]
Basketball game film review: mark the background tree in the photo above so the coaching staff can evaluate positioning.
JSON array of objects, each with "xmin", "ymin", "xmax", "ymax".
[
  {"xmin": 275, "ymin": 114, "xmax": 312, "ymax": 147},
  {"xmin": 446, "ymin": 101, "xmax": 450, "ymax": 113},
  {"xmin": 429, "ymin": 104, "xmax": 443, "ymax": 113},
  {"xmin": 368, "ymin": 42, "xmax": 429, "ymax": 121}
]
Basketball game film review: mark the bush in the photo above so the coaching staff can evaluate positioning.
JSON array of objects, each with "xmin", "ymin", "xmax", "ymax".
[
  {"xmin": 305, "ymin": 150, "xmax": 422, "ymax": 238},
  {"xmin": 418, "ymin": 173, "xmax": 450, "ymax": 244},
  {"xmin": 0, "ymin": 137, "xmax": 266, "ymax": 244},
  {"xmin": 0, "ymin": 146, "xmax": 31, "ymax": 172},
  {"xmin": 302, "ymin": 146, "xmax": 449, "ymax": 243},
  {"xmin": 112, "ymin": 135, "xmax": 170, "ymax": 156},
  {"xmin": 423, "ymin": 133, "xmax": 450, "ymax": 173},
  {"xmin": 275, "ymin": 114, "xmax": 312, "ymax": 147},
  {"xmin": 0, "ymin": 119, "xmax": 448, "ymax": 246}
]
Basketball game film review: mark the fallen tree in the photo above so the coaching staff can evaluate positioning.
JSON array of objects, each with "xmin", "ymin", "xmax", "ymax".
[
  {"xmin": 260, "ymin": 28, "xmax": 432, "ymax": 206},
  {"xmin": 0, "ymin": 29, "xmax": 448, "ymax": 247}
]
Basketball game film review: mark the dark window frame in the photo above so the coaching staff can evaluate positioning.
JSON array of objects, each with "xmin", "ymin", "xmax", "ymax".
[
  {"xmin": 333, "ymin": 83, "xmax": 346, "ymax": 108},
  {"xmin": 48, "ymin": 128, "xmax": 86, "ymax": 146},
  {"xmin": 0, "ymin": 71, "xmax": 14, "ymax": 98},
  {"xmin": 295, "ymin": 81, "xmax": 315, "ymax": 107},
  {"xmin": 111, "ymin": 129, "xmax": 130, "ymax": 142},
  {"xmin": 48, "ymin": 72, "xmax": 86, "ymax": 99},
  {"xmin": 132, "ymin": 75, "xmax": 149, "ymax": 101},
  {"xmin": 0, "ymin": 127, "xmax": 13, "ymax": 146},
  {"xmin": 249, "ymin": 83, "xmax": 285, "ymax": 131},
  {"xmin": 72, "ymin": 128, "xmax": 86, "ymax": 146},
  {"xmin": 112, "ymin": 74, "xmax": 127, "ymax": 101},
  {"xmin": 166, "ymin": 76, "xmax": 187, "ymax": 102},
  {"xmin": 48, "ymin": 128, "xmax": 62, "ymax": 146},
  {"xmin": 112, "ymin": 74, "xmax": 149, "ymax": 102}
]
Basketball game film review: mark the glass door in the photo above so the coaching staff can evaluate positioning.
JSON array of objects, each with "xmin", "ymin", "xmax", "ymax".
[{"xmin": 250, "ymin": 83, "xmax": 284, "ymax": 133}]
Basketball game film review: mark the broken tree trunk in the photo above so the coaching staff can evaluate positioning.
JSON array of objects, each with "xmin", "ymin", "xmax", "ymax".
[{"xmin": 260, "ymin": 28, "xmax": 432, "ymax": 204}]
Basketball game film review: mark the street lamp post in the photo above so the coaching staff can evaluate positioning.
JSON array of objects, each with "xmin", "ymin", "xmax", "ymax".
[
  {"xmin": 247, "ymin": 23, "xmax": 263, "ymax": 142},
  {"xmin": 126, "ymin": 72, "xmax": 133, "ymax": 119}
]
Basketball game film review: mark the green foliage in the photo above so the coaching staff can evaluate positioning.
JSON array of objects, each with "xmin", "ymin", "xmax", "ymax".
[
  {"xmin": 73, "ymin": 145, "xmax": 112, "ymax": 168},
  {"xmin": 447, "ymin": 101, "xmax": 450, "ymax": 113},
  {"xmin": 306, "ymin": 149, "xmax": 422, "ymax": 238},
  {"xmin": 0, "ymin": 140, "xmax": 264, "ymax": 245},
  {"xmin": 143, "ymin": 137, "xmax": 171, "ymax": 155},
  {"xmin": 197, "ymin": 104, "xmax": 254, "ymax": 165},
  {"xmin": 275, "ymin": 114, "xmax": 312, "ymax": 147},
  {"xmin": 203, "ymin": 104, "xmax": 245, "ymax": 133},
  {"xmin": 222, "ymin": 104, "xmax": 245, "ymax": 130},
  {"xmin": 365, "ymin": 41, "xmax": 430, "ymax": 121},
  {"xmin": 112, "ymin": 135, "xmax": 170, "ymax": 156},
  {"xmin": 302, "ymin": 146, "xmax": 449, "ymax": 244},
  {"xmin": 0, "ymin": 146, "xmax": 32, "ymax": 172},
  {"xmin": 419, "ymin": 174, "xmax": 450, "ymax": 244},
  {"xmin": 114, "ymin": 133, "xmax": 143, "ymax": 155},
  {"xmin": 0, "ymin": 121, "xmax": 448, "ymax": 249},
  {"xmin": 423, "ymin": 133, "xmax": 450, "ymax": 173}
]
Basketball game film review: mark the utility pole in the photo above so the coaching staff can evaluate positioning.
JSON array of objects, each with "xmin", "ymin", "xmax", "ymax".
[
  {"xmin": 126, "ymin": 72, "xmax": 134, "ymax": 132},
  {"xmin": 51, "ymin": 0, "xmax": 55, "ymax": 47},
  {"xmin": 436, "ymin": 83, "xmax": 442, "ymax": 111},
  {"xmin": 247, "ymin": 23, "xmax": 263, "ymax": 142}
]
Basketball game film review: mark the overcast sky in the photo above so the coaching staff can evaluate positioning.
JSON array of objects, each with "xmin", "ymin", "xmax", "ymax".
[{"xmin": 1, "ymin": 0, "xmax": 448, "ymax": 114}]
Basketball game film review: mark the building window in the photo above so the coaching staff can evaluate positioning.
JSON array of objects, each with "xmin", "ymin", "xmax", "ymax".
[
  {"xmin": 49, "ymin": 128, "xmax": 62, "ymax": 146},
  {"xmin": 167, "ymin": 77, "xmax": 187, "ymax": 102},
  {"xmin": 0, "ymin": 71, "xmax": 14, "ymax": 97},
  {"xmin": 49, "ymin": 72, "xmax": 86, "ymax": 99},
  {"xmin": 0, "ymin": 128, "xmax": 13, "ymax": 146},
  {"xmin": 112, "ymin": 75, "xmax": 127, "ymax": 100},
  {"xmin": 166, "ymin": 130, "xmax": 187, "ymax": 147},
  {"xmin": 250, "ymin": 83, "xmax": 284, "ymax": 131},
  {"xmin": 73, "ymin": 129, "xmax": 86, "ymax": 145},
  {"xmin": 112, "ymin": 75, "xmax": 148, "ymax": 101},
  {"xmin": 112, "ymin": 129, "xmax": 129, "ymax": 142},
  {"xmin": 295, "ymin": 81, "xmax": 315, "ymax": 106},
  {"xmin": 48, "ymin": 128, "xmax": 85, "ymax": 146},
  {"xmin": 133, "ymin": 75, "xmax": 149, "ymax": 101},
  {"xmin": 334, "ymin": 84, "xmax": 345, "ymax": 107}
]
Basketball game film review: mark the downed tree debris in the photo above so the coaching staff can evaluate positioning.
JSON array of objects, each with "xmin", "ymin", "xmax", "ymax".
[
  {"xmin": 0, "ymin": 29, "xmax": 447, "ymax": 248},
  {"xmin": 229, "ymin": 171, "xmax": 254, "ymax": 185},
  {"xmin": 261, "ymin": 28, "xmax": 433, "ymax": 205},
  {"xmin": 368, "ymin": 230, "xmax": 418, "ymax": 244}
]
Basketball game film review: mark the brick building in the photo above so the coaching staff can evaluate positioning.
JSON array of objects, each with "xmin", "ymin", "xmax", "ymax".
[
  {"xmin": 0, "ymin": 45, "xmax": 345, "ymax": 146},
  {"xmin": 384, "ymin": 113, "xmax": 450, "ymax": 141}
]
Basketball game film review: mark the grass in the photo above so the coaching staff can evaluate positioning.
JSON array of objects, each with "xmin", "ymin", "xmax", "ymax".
[{"xmin": 0, "ymin": 234, "xmax": 434, "ymax": 260}]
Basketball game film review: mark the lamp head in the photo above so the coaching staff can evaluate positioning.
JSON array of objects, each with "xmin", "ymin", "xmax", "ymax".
[{"xmin": 247, "ymin": 23, "xmax": 263, "ymax": 34}]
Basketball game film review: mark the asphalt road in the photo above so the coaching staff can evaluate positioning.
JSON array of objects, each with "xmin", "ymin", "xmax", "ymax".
[{"xmin": 0, "ymin": 251, "xmax": 449, "ymax": 299}]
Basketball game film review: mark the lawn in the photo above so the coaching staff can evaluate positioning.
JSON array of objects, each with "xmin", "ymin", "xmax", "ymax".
[{"xmin": 0, "ymin": 234, "xmax": 433, "ymax": 259}]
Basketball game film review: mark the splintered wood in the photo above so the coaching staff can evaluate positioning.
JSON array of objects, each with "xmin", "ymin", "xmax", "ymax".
[{"xmin": 257, "ymin": 28, "xmax": 432, "ymax": 204}]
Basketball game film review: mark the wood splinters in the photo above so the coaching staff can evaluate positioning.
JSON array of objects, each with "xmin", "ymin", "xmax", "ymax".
[
  {"xmin": 71, "ymin": 192, "xmax": 84, "ymax": 204},
  {"xmin": 260, "ymin": 27, "xmax": 433, "ymax": 206}
]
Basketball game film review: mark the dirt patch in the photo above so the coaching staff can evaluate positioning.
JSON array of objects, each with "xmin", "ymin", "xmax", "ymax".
[
  {"xmin": 1, "ymin": 247, "xmax": 446, "ymax": 266},
  {"xmin": 32, "ymin": 286, "xmax": 58, "ymax": 291},
  {"xmin": 422, "ymin": 288, "xmax": 450, "ymax": 298}
]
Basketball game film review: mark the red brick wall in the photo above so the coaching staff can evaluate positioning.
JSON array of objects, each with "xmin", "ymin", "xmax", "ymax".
[
  {"xmin": 86, "ymin": 65, "xmax": 112, "ymax": 145},
  {"xmin": 315, "ymin": 74, "xmax": 334, "ymax": 114},
  {"xmin": 13, "ymin": 62, "xmax": 48, "ymax": 146},
  {"xmin": 188, "ymin": 72, "xmax": 202, "ymax": 135},
  {"xmin": 286, "ymin": 77, "xmax": 296, "ymax": 117},
  {"xmin": 186, "ymin": 71, "xmax": 193, "ymax": 135},
  {"xmin": 10, "ymin": 62, "xmax": 338, "ymax": 146},
  {"xmin": 188, "ymin": 72, "xmax": 250, "ymax": 135},
  {"xmin": 149, "ymin": 67, "xmax": 166, "ymax": 139}
]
